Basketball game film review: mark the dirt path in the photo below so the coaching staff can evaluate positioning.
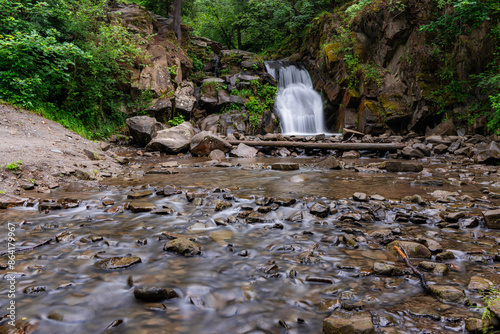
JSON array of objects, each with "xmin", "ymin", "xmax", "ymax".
[{"xmin": 0, "ymin": 104, "xmax": 124, "ymax": 195}]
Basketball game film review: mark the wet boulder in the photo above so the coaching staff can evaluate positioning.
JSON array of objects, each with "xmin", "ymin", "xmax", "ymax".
[
  {"xmin": 127, "ymin": 189, "xmax": 153, "ymax": 199},
  {"xmin": 373, "ymin": 261, "xmax": 409, "ymax": 276},
  {"xmin": 129, "ymin": 202, "xmax": 156, "ymax": 213},
  {"xmin": 467, "ymin": 276, "xmax": 493, "ymax": 291},
  {"xmin": 0, "ymin": 193, "xmax": 27, "ymax": 209},
  {"xmin": 352, "ymin": 192, "xmax": 367, "ymax": 202},
  {"xmin": 209, "ymin": 149, "xmax": 226, "ymax": 161},
  {"xmin": 323, "ymin": 309, "xmax": 375, "ymax": 334},
  {"xmin": 159, "ymin": 185, "xmax": 182, "ymax": 197},
  {"xmin": 483, "ymin": 209, "xmax": 500, "ymax": 229},
  {"xmin": 401, "ymin": 146, "xmax": 425, "ymax": 158},
  {"xmin": 126, "ymin": 116, "xmax": 164, "ymax": 146},
  {"xmin": 342, "ymin": 150, "xmax": 361, "ymax": 159},
  {"xmin": 315, "ymin": 157, "xmax": 342, "ymax": 169},
  {"xmin": 230, "ymin": 143, "xmax": 258, "ymax": 158},
  {"xmin": 146, "ymin": 122, "xmax": 196, "ymax": 154},
  {"xmin": 386, "ymin": 241, "xmax": 432, "ymax": 258},
  {"xmin": 272, "ymin": 163, "xmax": 299, "ymax": 171},
  {"xmin": 418, "ymin": 261, "xmax": 449, "ymax": 275},
  {"xmin": 429, "ymin": 285, "xmax": 466, "ymax": 304},
  {"xmin": 214, "ymin": 200, "xmax": 232, "ymax": 211},
  {"xmin": 163, "ymin": 237, "xmax": 201, "ymax": 256},
  {"xmin": 435, "ymin": 250, "xmax": 455, "ymax": 261},
  {"xmin": 134, "ymin": 285, "xmax": 179, "ymax": 302},
  {"xmin": 95, "ymin": 256, "xmax": 142, "ymax": 270},
  {"xmin": 310, "ymin": 202, "xmax": 330, "ymax": 218},
  {"xmin": 385, "ymin": 161, "xmax": 423, "ymax": 173},
  {"xmin": 190, "ymin": 131, "xmax": 232, "ymax": 156}
]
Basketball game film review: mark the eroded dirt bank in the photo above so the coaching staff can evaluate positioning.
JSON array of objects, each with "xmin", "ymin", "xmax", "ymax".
[{"xmin": 0, "ymin": 104, "xmax": 124, "ymax": 195}]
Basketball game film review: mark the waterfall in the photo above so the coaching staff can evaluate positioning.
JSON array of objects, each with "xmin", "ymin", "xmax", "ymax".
[{"xmin": 265, "ymin": 61, "xmax": 326, "ymax": 135}]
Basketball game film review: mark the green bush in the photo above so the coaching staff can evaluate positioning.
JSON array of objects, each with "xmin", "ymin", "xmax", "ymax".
[
  {"xmin": 0, "ymin": 0, "xmax": 146, "ymax": 139},
  {"xmin": 168, "ymin": 115, "xmax": 185, "ymax": 126},
  {"xmin": 5, "ymin": 161, "xmax": 22, "ymax": 171}
]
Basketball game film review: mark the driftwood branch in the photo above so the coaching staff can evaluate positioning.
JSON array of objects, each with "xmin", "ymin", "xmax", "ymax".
[
  {"xmin": 228, "ymin": 140, "xmax": 405, "ymax": 152},
  {"xmin": 0, "ymin": 238, "xmax": 53, "ymax": 256},
  {"xmin": 394, "ymin": 245, "xmax": 429, "ymax": 293}
]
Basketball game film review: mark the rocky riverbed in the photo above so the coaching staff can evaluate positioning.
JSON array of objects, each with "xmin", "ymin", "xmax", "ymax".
[{"xmin": 1, "ymin": 108, "xmax": 500, "ymax": 334}]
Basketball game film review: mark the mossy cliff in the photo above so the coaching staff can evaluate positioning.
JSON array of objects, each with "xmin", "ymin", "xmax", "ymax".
[{"xmin": 294, "ymin": 0, "xmax": 499, "ymax": 135}]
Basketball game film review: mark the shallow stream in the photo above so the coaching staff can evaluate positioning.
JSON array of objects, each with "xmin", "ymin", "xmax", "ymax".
[{"xmin": 1, "ymin": 156, "xmax": 499, "ymax": 333}]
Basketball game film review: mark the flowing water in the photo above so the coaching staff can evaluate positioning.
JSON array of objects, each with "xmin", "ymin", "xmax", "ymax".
[
  {"xmin": 1, "ymin": 155, "xmax": 499, "ymax": 333},
  {"xmin": 265, "ymin": 61, "xmax": 327, "ymax": 136}
]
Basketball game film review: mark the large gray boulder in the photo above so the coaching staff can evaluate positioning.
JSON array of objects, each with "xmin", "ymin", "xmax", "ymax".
[
  {"xmin": 146, "ymin": 122, "xmax": 195, "ymax": 153},
  {"xmin": 425, "ymin": 119, "xmax": 457, "ymax": 137},
  {"xmin": 175, "ymin": 81, "xmax": 197, "ymax": 114},
  {"xmin": 474, "ymin": 142, "xmax": 500, "ymax": 165},
  {"xmin": 126, "ymin": 116, "xmax": 164, "ymax": 146},
  {"xmin": 136, "ymin": 63, "xmax": 174, "ymax": 98},
  {"xmin": 200, "ymin": 114, "xmax": 220, "ymax": 132},
  {"xmin": 230, "ymin": 143, "xmax": 258, "ymax": 158},
  {"xmin": 190, "ymin": 131, "xmax": 232, "ymax": 156},
  {"xmin": 145, "ymin": 98, "xmax": 172, "ymax": 122}
]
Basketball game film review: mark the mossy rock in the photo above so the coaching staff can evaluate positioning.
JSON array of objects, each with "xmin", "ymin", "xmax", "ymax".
[
  {"xmin": 163, "ymin": 237, "xmax": 202, "ymax": 256},
  {"xmin": 325, "ymin": 42, "xmax": 343, "ymax": 62},
  {"xmin": 429, "ymin": 285, "xmax": 466, "ymax": 304}
]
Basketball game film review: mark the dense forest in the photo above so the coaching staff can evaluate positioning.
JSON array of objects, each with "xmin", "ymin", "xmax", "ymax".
[{"xmin": 0, "ymin": 0, "xmax": 499, "ymax": 138}]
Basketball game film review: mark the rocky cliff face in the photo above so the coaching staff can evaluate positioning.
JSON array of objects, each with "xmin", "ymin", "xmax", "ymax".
[
  {"xmin": 299, "ymin": 1, "xmax": 495, "ymax": 135},
  {"xmin": 108, "ymin": 2, "xmax": 279, "ymax": 137}
]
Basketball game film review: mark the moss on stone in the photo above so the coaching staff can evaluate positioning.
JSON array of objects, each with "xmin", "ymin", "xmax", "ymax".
[{"xmin": 325, "ymin": 42, "xmax": 343, "ymax": 62}]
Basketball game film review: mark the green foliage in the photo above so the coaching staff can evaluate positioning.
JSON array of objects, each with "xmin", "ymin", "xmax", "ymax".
[
  {"xmin": 478, "ymin": 287, "xmax": 500, "ymax": 333},
  {"xmin": 189, "ymin": 52, "xmax": 205, "ymax": 72},
  {"xmin": 168, "ymin": 114, "xmax": 185, "ymax": 126},
  {"xmin": 322, "ymin": 25, "xmax": 382, "ymax": 89},
  {"xmin": 184, "ymin": 0, "xmax": 333, "ymax": 52},
  {"xmin": 201, "ymin": 81, "xmax": 228, "ymax": 94},
  {"xmin": 167, "ymin": 64, "xmax": 179, "ymax": 76},
  {"xmin": 5, "ymin": 161, "xmax": 22, "ymax": 171},
  {"xmin": 421, "ymin": 0, "xmax": 497, "ymax": 46},
  {"xmin": 0, "ymin": 0, "xmax": 146, "ymax": 139},
  {"xmin": 244, "ymin": 81, "xmax": 278, "ymax": 127},
  {"xmin": 418, "ymin": 0, "xmax": 500, "ymax": 132},
  {"xmin": 344, "ymin": 0, "xmax": 372, "ymax": 22},
  {"xmin": 344, "ymin": 54, "xmax": 383, "ymax": 88},
  {"xmin": 220, "ymin": 103, "xmax": 242, "ymax": 113}
]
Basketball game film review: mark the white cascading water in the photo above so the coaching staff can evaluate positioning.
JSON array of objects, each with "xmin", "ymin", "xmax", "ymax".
[{"xmin": 265, "ymin": 61, "xmax": 326, "ymax": 135}]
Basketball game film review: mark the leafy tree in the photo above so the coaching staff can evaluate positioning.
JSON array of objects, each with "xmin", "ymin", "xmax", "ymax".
[
  {"xmin": 0, "ymin": 0, "xmax": 144, "ymax": 139},
  {"xmin": 184, "ymin": 0, "xmax": 333, "ymax": 52}
]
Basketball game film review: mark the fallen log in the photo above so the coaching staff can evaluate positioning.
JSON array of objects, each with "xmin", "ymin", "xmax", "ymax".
[{"xmin": 227, "ymin": 140, "xmax": 405, "ymax": 151}]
